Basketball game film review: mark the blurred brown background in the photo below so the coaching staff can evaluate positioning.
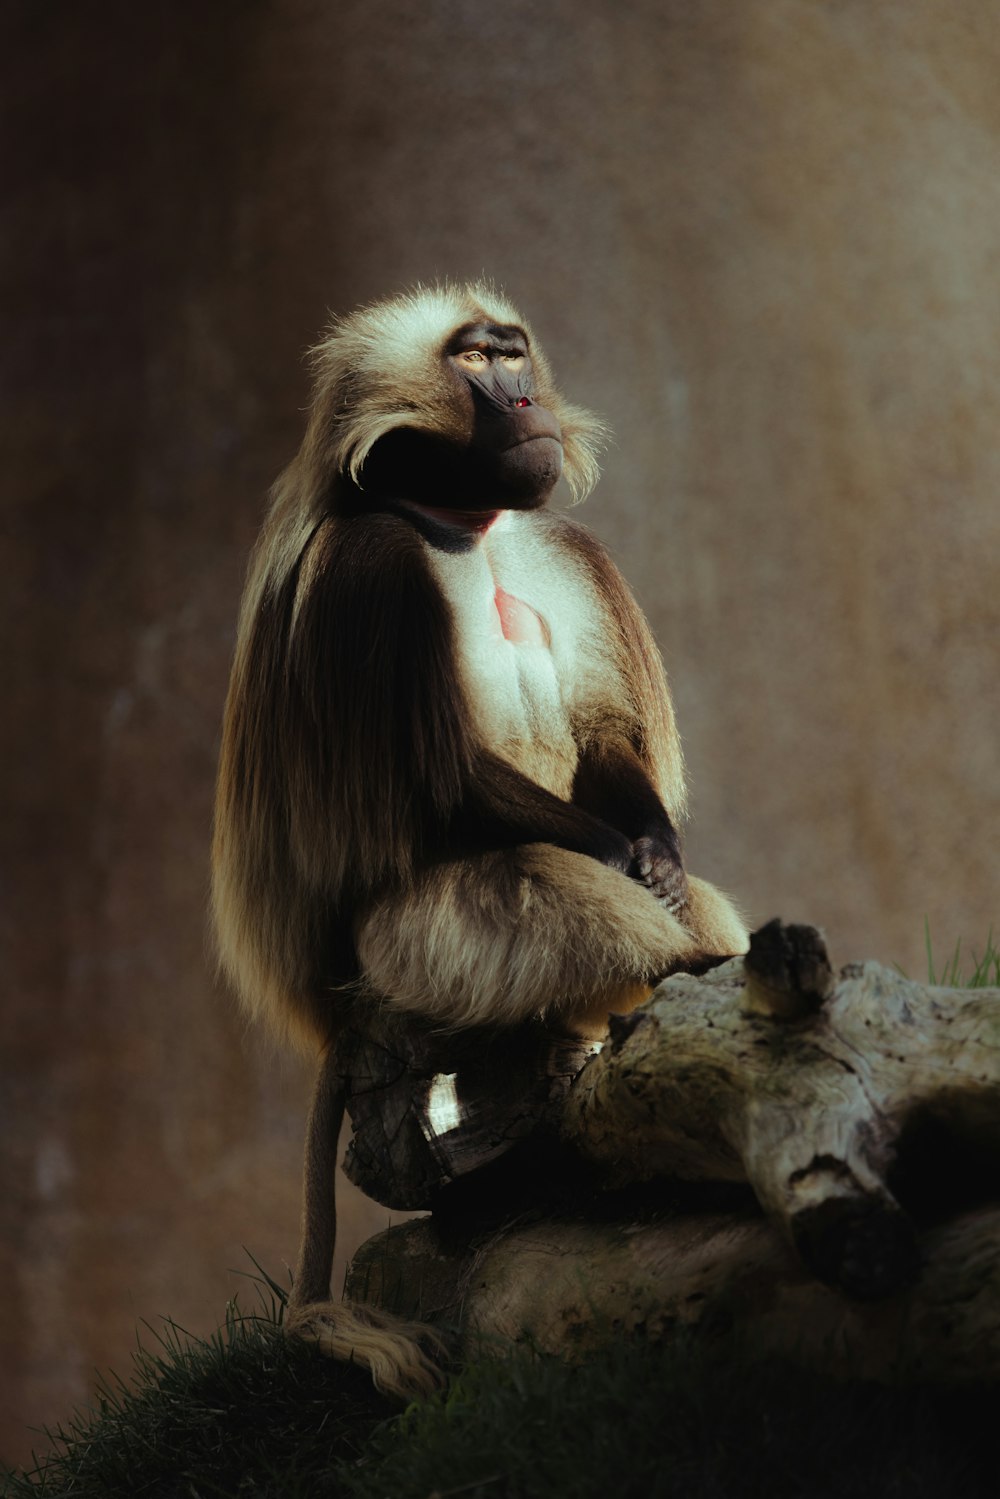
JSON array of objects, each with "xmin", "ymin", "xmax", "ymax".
[{"xmin": 3, "ymin": 0, "xmax": 998, "ymax": 1467}]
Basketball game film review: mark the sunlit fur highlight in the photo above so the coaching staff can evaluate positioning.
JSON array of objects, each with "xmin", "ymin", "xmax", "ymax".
[{"xmin": 307, "ymin": 281, "xmax": 608, "ymax": 502}]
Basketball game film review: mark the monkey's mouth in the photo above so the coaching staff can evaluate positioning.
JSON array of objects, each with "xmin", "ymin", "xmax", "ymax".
[{"xmin": 476, "ymin": 397, "xmax": 563, "ymax": 454}]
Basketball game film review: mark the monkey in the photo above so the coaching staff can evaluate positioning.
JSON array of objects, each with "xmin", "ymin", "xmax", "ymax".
[{"xmin": 211, "ymin": 283, "xmax": 747, "ymax": 1397}]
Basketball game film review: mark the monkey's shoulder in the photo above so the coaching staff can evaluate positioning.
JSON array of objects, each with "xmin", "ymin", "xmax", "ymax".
[
  {"xmin": 302, "ymin": 507, "xmax": 435, "ymax": 566},
  {"xmin": 535, "ymin": 508, "xmax": 637, "ymax": 587},
  {"xmin": 291, "ymin": 509, "xmax": 447, "ymax": 621}
]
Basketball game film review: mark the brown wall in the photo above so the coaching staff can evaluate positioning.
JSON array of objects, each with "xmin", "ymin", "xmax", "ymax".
[{"xmin": 3, "ymin": 0, "xmax": 998, "ymax": 1465}]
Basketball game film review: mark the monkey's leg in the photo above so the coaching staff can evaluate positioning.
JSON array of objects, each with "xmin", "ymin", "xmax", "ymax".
[
  {"xmin": 356, "ymin": 845, "xmax": 712, "ymax": 1033},
  {"xmin": 285, "ymin": 1044, "xmax": 445, "ymax": 1399},
  {"xmin": 674, "ymin": 874, "xmax": 749, "ymax": 969},
  {"xmin": 568, "ymin": 876, "xmax": 749, "ymax": 1036}
]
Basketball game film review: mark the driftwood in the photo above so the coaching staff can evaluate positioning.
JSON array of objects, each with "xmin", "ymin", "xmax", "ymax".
[{"xmin": 340, "ymin": 922, "xmax": 1000, "ymax": 1378}]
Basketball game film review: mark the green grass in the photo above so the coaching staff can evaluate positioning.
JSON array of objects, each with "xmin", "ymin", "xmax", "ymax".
[
  {"xmin": 4, "ymin": 1290, "xmax": 995, "ymax": 1499},
  {"xmin": 922, "ymin": 921, "xmax": 1000, "ymax": 987},
  {"xmin": 339, "ymin": 1338, "xmax": 995, "ymax": 1499},
  {"xmin": 3, "ymin": 1283, "xmax": 393, "ymax": 1499}
]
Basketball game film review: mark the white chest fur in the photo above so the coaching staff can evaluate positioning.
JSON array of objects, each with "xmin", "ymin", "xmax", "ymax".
[{"xmin": 425, "ymin": 512, "xmax": 613, "ymax": 794}]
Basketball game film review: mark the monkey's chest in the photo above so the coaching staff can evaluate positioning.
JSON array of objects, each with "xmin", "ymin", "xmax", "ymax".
[
  {"xmin": 426, "ymin": 517, "xmax": 616, "ymax": 794},
  {"xmin": 493, "ymin": 586, "xmax": 547, "ymax": 646},
  {"xmin": 465, "ymin": 580, "xmax": 566, "ymax": 734},
  {"xmin": 431, "ymin": 550, "xmax": 582, "ymax": 789}
]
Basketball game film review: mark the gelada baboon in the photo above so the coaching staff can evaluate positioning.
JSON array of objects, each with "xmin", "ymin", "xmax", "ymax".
[{"xmin": 212, "ymin": 283, "xmax": 747, "ymax": 1395}]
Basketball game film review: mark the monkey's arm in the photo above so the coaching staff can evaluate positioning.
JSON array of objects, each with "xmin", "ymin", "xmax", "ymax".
[
  {"xmin": 545, "ymin": 511, "xmax": 688, "ymax": 812},
  {"xmin": 456, "ymin": 749, "xmax": 634, "ymax": 873},
  {"xmin": 543, "ymin": 513, "xmax": 689, "ymax": 908},
  {"xmin": 572, "ymin": 734, "xmax": 688, "ymax": 911}
]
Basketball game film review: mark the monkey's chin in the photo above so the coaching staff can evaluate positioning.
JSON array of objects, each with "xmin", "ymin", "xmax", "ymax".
[
  {"xmin": 357, "ymin": 429, "xmax": 563, "ymax": 512},
  {"xmin": 482, "ymin": 435, "xmax": 564, "ymax": 509}
]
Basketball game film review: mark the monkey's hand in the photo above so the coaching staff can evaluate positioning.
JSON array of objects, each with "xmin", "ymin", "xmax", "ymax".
[
  {"xmin": 589, "ymin": 822, "xmax": 640, "ymax": 878},
  {"xmin": 631, "ymin": 832, "xmax": 689, "ymax": 913}
]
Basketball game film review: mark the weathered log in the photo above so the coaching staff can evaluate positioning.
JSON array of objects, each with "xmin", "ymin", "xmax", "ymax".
[
  {"xmin": 346, "ymin": 1206, "xmax": 1000, "ymax": 1382},
  {"xmin": 339, "ymin": 921, "xmax": 1000, "ymax": 1372},
  {"xmin": 564, "ymin": 923, "xmax": 1000, "ymax": 1297}
]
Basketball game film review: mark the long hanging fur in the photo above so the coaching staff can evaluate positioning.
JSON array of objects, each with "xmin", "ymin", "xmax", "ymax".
[{"xmin": 212, "ymin": 283, "xmax": 747, "ymax": 1396}]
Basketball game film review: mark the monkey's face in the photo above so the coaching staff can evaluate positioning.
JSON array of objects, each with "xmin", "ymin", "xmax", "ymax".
[
  {"xmin": 360, "ymin": 321, "xmax": 565, "ymax": 512},
  {"xmin": 445, "ymin": 322, "xmax": 565, "ymax": 509}
]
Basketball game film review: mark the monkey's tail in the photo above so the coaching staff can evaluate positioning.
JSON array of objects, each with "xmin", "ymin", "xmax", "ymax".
[{"xmin": 285, "ymin": 1043, "xmax": 447, "ymax": 1402}]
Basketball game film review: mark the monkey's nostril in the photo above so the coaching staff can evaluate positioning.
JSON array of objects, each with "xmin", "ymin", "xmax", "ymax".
[{"xmin": 515, "ymin": 397, "xmax": 531, "ymax": 408}]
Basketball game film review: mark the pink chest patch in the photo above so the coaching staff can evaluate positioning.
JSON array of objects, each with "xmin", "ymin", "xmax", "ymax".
[{"xmin": 494, "ymin": 586, "xmax": 548, "ymax": 646}]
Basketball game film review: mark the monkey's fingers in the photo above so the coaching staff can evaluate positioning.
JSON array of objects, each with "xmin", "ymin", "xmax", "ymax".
[{"xmin": 631, "ymin": 836, "xmax": 689, "ymax": 911}]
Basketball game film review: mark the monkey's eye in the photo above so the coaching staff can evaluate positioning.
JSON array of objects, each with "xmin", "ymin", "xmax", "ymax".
[
  {"xmin": 457, "ymin": 349, "xmax": 488, "ymax": 366},
  {"xmin": 501, "ymin": 352, "xmax": 526, "ymax": 366}
]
